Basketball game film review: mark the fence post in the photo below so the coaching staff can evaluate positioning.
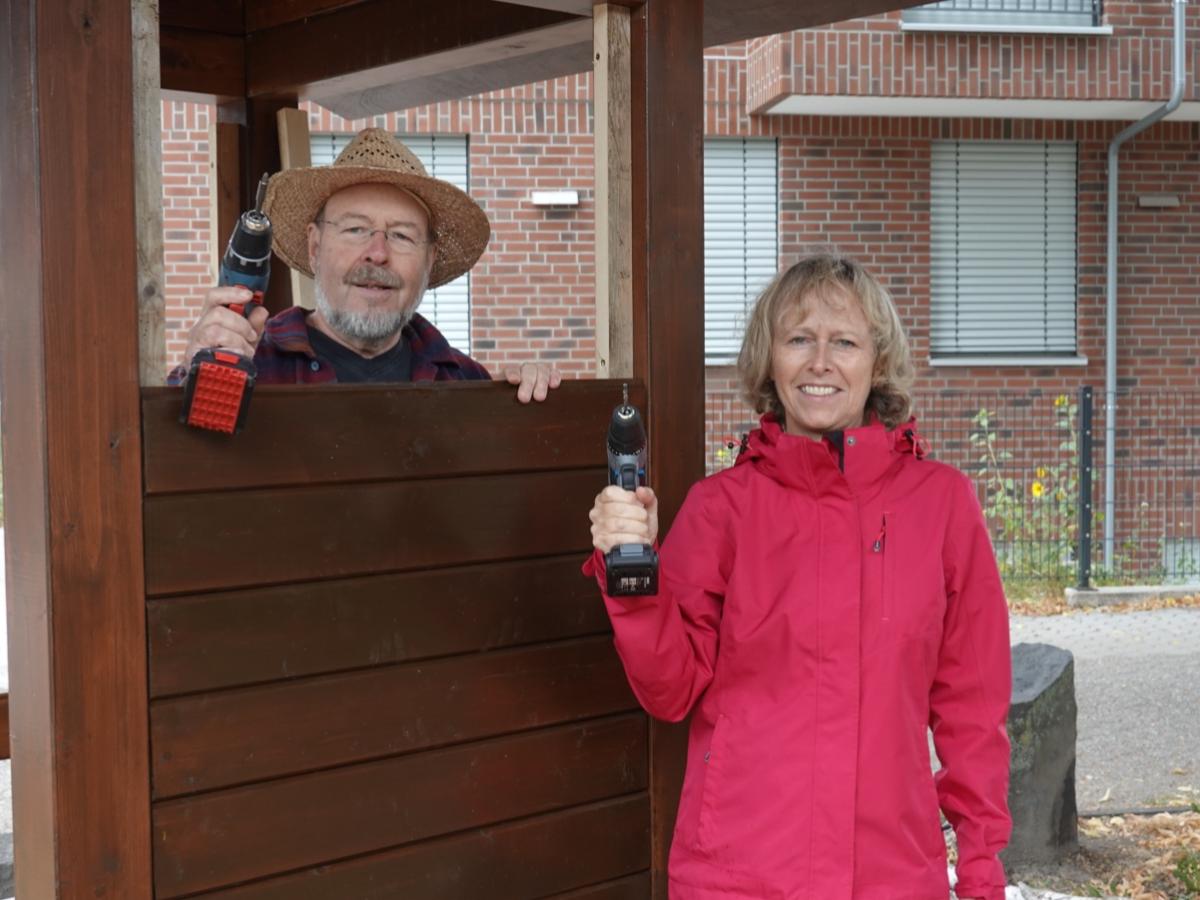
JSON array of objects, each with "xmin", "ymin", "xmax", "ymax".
[{"xmin": 1076, "ymin": 386, "xmax": 1094, "ymax": 589}]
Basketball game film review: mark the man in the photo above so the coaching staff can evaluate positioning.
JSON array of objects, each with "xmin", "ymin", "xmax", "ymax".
[{"xmin": 177, "ymin": 128, "xmax": 560, "ymax": 402}]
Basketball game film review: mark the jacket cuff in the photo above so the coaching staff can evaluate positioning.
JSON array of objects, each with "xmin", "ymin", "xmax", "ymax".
[{"xmin": 953, "ymin": 857, "xmax": 1007, "ymax": 900}]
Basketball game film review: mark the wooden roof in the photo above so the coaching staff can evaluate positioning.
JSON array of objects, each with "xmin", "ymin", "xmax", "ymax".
[{"xmin": 162, "ymin": 0, "xmax": 923, "ymax": 115}]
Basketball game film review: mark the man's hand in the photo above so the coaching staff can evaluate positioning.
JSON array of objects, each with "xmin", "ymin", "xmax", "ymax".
[
  {"xmin": 503, "ymin": 362, "xmax": 563, "ymax": 403},
  {"xmin": 589, "ymin": 485, "xmax": 659, "ymax": 553},
  {"xmin": 183, "ymin": 286, "xmax": 270, "ymax": 368}
]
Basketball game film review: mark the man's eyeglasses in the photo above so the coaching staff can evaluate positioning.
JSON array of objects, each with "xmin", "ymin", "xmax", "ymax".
[{"xmin": 316, "ymin": 217, "xmax": 433, "ymax": 255}]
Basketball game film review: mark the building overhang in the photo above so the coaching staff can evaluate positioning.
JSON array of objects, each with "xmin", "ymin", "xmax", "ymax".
[{"xmin": 763, "ymin": 95, "xmax": 1200, "ymax": 121}]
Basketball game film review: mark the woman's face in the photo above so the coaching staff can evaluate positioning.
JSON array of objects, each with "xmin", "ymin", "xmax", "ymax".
[{"xmin": 770, "ymin": 288, "xmax": 877, "ymax": 440}]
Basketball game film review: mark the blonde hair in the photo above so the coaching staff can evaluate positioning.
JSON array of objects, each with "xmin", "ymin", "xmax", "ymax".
[{"xmin": 737, "ymin": 253, "xmax": 914, "ymax": 429}]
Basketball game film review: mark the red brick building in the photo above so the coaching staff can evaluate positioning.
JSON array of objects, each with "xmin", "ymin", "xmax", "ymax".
[{"xmin": 162, "ymin": 2, "xmax": 1199, "ymax": 581}]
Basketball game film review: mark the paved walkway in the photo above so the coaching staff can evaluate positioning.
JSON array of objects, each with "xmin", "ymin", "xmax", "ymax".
[{"xmin": 1010, "ymin": 608, "xmax": 1200, "ymax": 812}]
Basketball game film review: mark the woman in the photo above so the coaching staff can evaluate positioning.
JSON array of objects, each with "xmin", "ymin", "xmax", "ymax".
[{"xmin": 585, "ymin": 254, "xmax": 1011, "ymax": 900}]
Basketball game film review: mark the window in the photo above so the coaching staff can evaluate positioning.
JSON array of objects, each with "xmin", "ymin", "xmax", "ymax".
[
  {"xmin": 902, "ymin": 0, "xmax": 1103, "ymax": 32},
  {"xmin": 310, "ymin": 133, "xmax": 472, "ymax": 354},
  {"xmin": 929, "ymin": 141, "xmax": 1078, "ymax": 358},
  {"xmin": 704, "ymin": 138, "xmax": 779, "ymax": 365}
]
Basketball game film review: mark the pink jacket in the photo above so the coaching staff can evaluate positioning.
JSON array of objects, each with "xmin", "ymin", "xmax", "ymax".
[{"xmin": 586, "ymin": 415, "xmax": 1011, "ymax": 899}]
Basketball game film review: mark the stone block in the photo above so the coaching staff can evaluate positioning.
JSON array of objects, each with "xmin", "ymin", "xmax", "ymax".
[{"xmin": 1003, "ymin": 642, "xmax": 1079, "ymax": 867}]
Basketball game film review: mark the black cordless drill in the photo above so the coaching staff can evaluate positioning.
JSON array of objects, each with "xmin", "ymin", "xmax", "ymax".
[
  {"xmin": 179, "ymin": 173, "xmax": 272, "ymax": 434},
  {"xmin": 604, "ymin": 384, "xmax": 659, "ymax": 596}
]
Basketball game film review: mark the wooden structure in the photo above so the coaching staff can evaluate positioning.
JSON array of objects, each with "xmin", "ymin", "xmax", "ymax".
[{"xmin": 0, "ymin": 1, "xmax": 911, "ymax": 897}]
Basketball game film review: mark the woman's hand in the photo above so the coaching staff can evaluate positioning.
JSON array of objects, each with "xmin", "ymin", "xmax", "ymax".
[{"xmin": 589, "ymin": 485, "xmax": 658, "ymax": 553}]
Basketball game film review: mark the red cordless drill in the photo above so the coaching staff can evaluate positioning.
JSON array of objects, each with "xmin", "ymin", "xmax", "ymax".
[{"xmin": 179, "ymin": 173, "xmax": 272, "ymax": 435}]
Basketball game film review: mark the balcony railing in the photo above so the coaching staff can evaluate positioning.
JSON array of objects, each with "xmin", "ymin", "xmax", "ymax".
[{"xmin": 902, "ymin": 0, "xmax": 1104, "ymax": 31}]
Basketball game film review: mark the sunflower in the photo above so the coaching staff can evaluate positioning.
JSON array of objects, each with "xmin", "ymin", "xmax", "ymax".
[
  {"xmin": 1036, "ymin": 466, "xmax": 1047, "ymax": 479},
  {"xmin": 1031, "ymin": 481, "xmax": 1045, "ymax": 498}
]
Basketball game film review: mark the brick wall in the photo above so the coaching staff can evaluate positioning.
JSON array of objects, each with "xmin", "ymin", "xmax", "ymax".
[
  {"xmin": 161, "ymin": 100, "xmax": 215, "ymax": 367},
  {"xmin": 303, "ymin": 77, "xmax": 597, "ymax": 378},
  {"xmin": 746, "ymin": 3, "xmax": 1200, "ymax": 112}
]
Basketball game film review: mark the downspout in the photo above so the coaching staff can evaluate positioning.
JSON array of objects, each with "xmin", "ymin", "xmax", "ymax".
[{"xmin": 1103, "ymin": 0, "xmax": 1187, "ymax": 568}]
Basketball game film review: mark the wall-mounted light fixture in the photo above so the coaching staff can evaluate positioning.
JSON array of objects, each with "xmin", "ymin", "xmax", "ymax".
[
  {"xmin": 1138, "ymin": 193, "xmax": 1181, "ymax": 208},
  {"xmin": 529, "ymin": 190, "xmax": 580, "ymax": 207}
]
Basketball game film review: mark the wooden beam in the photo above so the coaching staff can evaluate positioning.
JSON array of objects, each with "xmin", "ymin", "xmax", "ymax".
[
  {"xmin": 136, "ymin": 0, "xmax": 166, "ymax": 385},
  {"xmin": 593, "ymin": 4, "xmax": 633, "ymax": 379},
  {"xmin": 0, "ymin": 695, "xmax": 8, "ymax": 761},
  {"xmin": 159, "ymin": 26, "xmax": 245, "ymax": 99},
  {"xmin": 215, "ymin": 109, "xmax": 244, "ymax": 256},
  {"xmin": 276, "ymin": 106, "xmax": 316, "ymax": 310},
  {"xmin": 244, "ymin": 0, "xmax": 579, "ymax": 98},
  {"xmin": 244, "ymin": 0, "xmax": 368, "ymax": 32},
  {"xmin": 629, "ymin": 1, "xmax": 705, "ymax": 896},
  {"xmin": 248, "ymin": 96, "xmax": 299, "ymax": 312},
  {"xmin": 0, "ymin": 0, "xmax": 152, "ymax": 897},
  {"xmin": 160, "ymin": 0, "xmax": 245, "ymax": 33}
]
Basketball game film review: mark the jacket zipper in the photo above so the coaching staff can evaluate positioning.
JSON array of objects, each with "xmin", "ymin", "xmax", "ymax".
[{"xmin": 875, "ymin": 512, "xmax": 893, "ymax": 624}]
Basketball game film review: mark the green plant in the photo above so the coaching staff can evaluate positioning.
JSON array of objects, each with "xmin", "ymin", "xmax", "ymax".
[
  {"xmin": 969, "ymin": 394, "xmax": 1079, "ymax": 592},
  {"xmin": 1176, "ymin": 850, "xmax": 1200, "ymax": 894}
]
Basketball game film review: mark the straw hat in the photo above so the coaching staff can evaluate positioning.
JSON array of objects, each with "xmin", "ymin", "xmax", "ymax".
[{"xmin": 263, "ymin": 128, "xmax": 490, "ymax": 289}]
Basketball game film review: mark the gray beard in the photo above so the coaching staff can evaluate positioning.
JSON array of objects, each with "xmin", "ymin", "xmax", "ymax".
[{"xmin": 313, "ymin": 279, "xmax": 418, "ymax": 349}]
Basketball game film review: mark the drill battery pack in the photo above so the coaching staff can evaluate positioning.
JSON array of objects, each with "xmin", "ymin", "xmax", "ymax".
[
  {"xmin": 179, "ymin": 349, "xmax": 257, "ymax": 435},
  {"xmin": 606, "ymin": 543, "xmax": 660, "ymax": 596}
]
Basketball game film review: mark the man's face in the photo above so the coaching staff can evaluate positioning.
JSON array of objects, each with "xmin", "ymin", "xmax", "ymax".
[{"xmin": 306, "ymin": 183, "xmax": 436, "ymax": 346}]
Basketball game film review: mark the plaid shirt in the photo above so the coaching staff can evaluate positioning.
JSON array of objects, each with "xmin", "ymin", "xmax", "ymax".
[{"xmin": 168, "ymin": 307, "xmax": 491, "ymax": 385}]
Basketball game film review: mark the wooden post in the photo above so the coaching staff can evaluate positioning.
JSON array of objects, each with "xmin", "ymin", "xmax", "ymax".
[
  {"xmin": 249, "ymin": 96, "xmax": 299, "ymax": 313},
  {"xmin": 216, "ymin": 95, "xmax": 299, "ymax": 314},
  {"xmin": 629, "ymin": 1, "xmax": 705, "ymax": 897},
  {"xmin": 277, "ymin": 106, "xmax": 317, "ymax": 311},
  {"xmin": 0, "ymin": 1, "xmax": 152, "ymax": 897},
  {"xmin": 594, "ymin": 4, "xmax": 633, "ymax": 379},
  {"xmin": 134, "ymin": 0, "xmax": 166, "ymax": 385}
]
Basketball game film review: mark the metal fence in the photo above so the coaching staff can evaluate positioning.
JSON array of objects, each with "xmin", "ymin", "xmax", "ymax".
[{"xmin": 705, "ymin": 388, "xmax": 1200, "ymax": 589}]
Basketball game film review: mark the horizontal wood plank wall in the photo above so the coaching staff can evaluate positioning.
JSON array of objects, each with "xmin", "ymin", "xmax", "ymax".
[{"xmin": 142, "ymin": 380, "xmax": 650, "ymax": 898}]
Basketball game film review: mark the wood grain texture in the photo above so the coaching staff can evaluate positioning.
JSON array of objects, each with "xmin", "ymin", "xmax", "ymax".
[
  {"xmin": 160, "ymin": 27, "xmax": 246, "ymax": 98},
  {"xmin": 183, "ymin": 796, "xmax": 649, "ymax": 899},
  {"xmin": 141, "ymin": 379, "xmax": 641, "ymax": 493},
  {"xmin": 631, "ymin": 4, "xmax": 705, "ymax": 897},
  {"xmin": 136, "ymin": 0, "xmax": 166, "ymax": 385},
  {"xmin": 215, "ymin": 117, "xmax": 243, "ymax": 251},
  {"xmin": 244, "ymin": 0, "xmax": 577, "ymax": 97},
  {"xmin": 1, "ymin": 1, "xmax": 153, "ymax": 897},
  {"xmin": 153, "ymin": 715, "xmax": 648, "ymax": 897},
  {"xmin": 275, "ymin": 106, "xmax": 317, "ymax": 309},
  {"xmin": 593, "ymin": 5, "xmax": 633, "ymax": 379},
  {"xmin": 160, "ymin": 0, "xmax": 246, "ymax": 33},
  {"xmin": 148, "ymin": 555, "xmax": 607, "ymax": 696},
  {"xmin": 548, "ymin": 872, "xmax": 653, "ymax": 899},
  {"xmin": 244, "ymin": 0, "xmax": 369, "ymax": 32},
  {"xmin": 0, "ymin": 694, "xmax": 9, "ymax": 760},
  {"xmin": 151, "ymin": 636, "xmax": 636, "ymax": 796},
  {"xmin": 145, "ymin": 467, "xmax": 600, "ymax": 594},
  {"xmin": 0, "ymin": 0, "xmax": 55, "ymax": 888}
]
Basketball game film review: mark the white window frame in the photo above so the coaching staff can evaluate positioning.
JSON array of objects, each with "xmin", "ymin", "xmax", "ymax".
[
  {"xmin": 703, "ymin": 138, "xmax": 779, "ymax": 366},
  {"xmin": 929, "ymin": 140, "xmax": 1080, "ymax": 362},
  {"xmin": 901, "ymin": 0, "xmax": 1111, "ymax": 35}
]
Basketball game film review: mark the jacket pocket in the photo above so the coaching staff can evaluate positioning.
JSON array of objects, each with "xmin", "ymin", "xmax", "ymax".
[{"xmin": 694, "ymin": 713, "xmax": 730, "ymax": 852}]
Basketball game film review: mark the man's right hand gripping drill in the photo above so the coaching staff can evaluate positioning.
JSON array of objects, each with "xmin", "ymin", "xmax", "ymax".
[{"xmin": 182, "ymin": 285, "xmax": 269, "ymax": 370}]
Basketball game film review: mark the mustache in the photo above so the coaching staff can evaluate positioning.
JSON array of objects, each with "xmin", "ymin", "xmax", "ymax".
[{"xmin": 345, "ymin": 264, "xmax": 402, "ymax": 288}]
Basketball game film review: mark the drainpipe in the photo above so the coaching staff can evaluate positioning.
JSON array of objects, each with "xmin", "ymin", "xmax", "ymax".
[{"xmin": 1103, "ymin": 0, "xmax": 1188, "ymax": 568}]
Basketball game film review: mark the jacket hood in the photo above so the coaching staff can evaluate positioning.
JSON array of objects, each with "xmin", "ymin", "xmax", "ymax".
[{"xmin": 736, "ymin": 412, "xmax": 925, "ymax": 492}]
